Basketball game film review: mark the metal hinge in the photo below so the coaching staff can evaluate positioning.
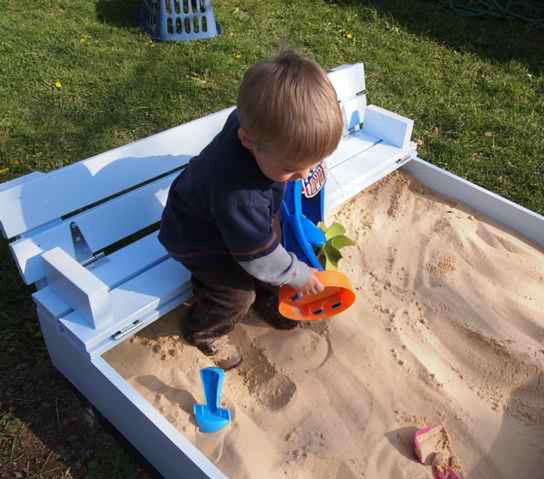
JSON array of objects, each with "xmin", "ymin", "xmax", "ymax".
[
  {"xmin": 111, "ymin": 320, "xmax": 142, "ymax": 341},
  {"xmin": 395, "ymin": 153, "xmax": 413, "ymax": 165},
  {"xmin": 342, "ymin": 89, "xmax": 367, "ymax": 136},
  {"xmin": 70, "ymin": 221, "xmax": 105, "ymax": 267}
]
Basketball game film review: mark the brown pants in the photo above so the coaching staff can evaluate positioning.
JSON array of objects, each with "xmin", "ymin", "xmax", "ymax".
[{"xmin": 174, "ymin": 255, "xmax": 277, "ymax": 343}]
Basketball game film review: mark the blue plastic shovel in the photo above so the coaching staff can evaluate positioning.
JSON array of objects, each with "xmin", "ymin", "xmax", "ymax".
[
  {"xmin": 281, "ymin": 180, "xmax": 326, "ymax": 270},
  {"xmin": 193, "ymin": 367, "xmax": 231, "ymax": 433}
]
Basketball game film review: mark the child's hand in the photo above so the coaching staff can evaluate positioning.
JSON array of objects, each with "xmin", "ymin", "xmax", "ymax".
[{"xmin": 298, "ymin": 269, "xmax": 325, "ymax": 296}]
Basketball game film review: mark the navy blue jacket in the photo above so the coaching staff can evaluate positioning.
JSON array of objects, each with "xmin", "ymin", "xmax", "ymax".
[{"xmin": 159, "ymin": 110, "xmax": 285, "ymax": 270}]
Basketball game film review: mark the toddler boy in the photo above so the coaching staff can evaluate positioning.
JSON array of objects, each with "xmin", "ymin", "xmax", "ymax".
[{"xmin": 159, "ymin": 50, "xmax": 343, "ymax": 369}]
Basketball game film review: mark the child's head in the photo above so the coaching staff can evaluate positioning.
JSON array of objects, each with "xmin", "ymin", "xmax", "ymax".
[{"xmin": 237, "ymin": 50, "xmax": 343, "ymax": 182}]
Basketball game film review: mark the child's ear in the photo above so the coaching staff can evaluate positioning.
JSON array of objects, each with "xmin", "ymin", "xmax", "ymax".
[{"xmin": 238, "ymin": 128, "xmax": 254, "ymax": 151}]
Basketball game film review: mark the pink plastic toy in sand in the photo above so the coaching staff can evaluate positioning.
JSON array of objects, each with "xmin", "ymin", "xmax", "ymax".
[
  {"xmin": 413, "ymin": 425, "xmax": 462, "ymax": 479},
  {"xmin": 433, "ymin": 465, "xmax": 462, "ymax": 479}
]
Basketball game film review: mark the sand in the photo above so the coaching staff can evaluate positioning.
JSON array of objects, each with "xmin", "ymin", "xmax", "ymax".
[{"xmin": 105, "ymin": 171, "xmax": 544, "ymax": 479}]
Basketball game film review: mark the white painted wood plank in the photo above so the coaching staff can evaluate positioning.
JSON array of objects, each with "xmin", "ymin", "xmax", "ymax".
[
  {"xmin": 33, "ymin": 287, "xmax": 68, "ymax": 319},
  {"xmin": 59, "ymin": 258, "xmax": 190, "ymax": 352},
  {"xmin": 403, "ymin": 158, "xmax": 544, "ymax": 249},
  {"xmin": 91, "ymin": 288, "xmax": 191, "ymax": 357},
  {"xmin": 0, "ymin": 171, "xmax": 44, "ymax": 193},
  {"xmin": 328, "ymin": 63, "xmax": 366, "ymax": 102},
  {"xmin": 33, "ymin": 231, "xmax": 169, "ymax": 319},
  {"xmin": 0, "ymin": 172, "xmax": 44, "ymax": 238},
  {"xmin": 91, "ymin": 233, "xmax": 168, "ymax": 287},
  {"xmin": 341, "ymin": 95, "xmax": 366, "ymax": 134},
  {"xmin": 323, "ymin": 169, "xmax": 345, "ymax": 215},
  {"xmin": 326, "ymin": 130, "xmax": 381, "ymax": 169},
  {"xmin": 362, "ymin": 105, "xmax": 414, "ymax": 149},
  {"xmin": 11, "ymin": 172, "xmax": 176, "ymax": 285},
  {"xmin": 326, "ymin": 142, "xmax": 415, "ymax": 213},
  {"xmin": 43, "ymin": 248, "xmax": 113, "ymax": 329},
  {"xmin": 0, "ymin": 107, "xmax": 234, "ymax": 239}
]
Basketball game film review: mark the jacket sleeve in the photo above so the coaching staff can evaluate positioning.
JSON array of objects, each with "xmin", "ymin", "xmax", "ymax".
[{"xmin": 239, "ymin": 244, "xmax": 312, "ymax": 288}]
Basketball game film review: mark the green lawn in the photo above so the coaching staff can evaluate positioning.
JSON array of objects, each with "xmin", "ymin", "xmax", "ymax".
[{"xmin": 0, "ymin": 0, "xmax": 542, "ymax": 477}]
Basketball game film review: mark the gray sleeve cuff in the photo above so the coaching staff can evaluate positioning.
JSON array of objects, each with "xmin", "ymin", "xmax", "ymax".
[{"xmin": 238, "ymin": 244, "xmax": 312, "ymax": 289}]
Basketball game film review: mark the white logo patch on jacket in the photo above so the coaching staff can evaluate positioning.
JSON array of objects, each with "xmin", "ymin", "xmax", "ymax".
[{"xmin": 301, "ymin": 163, "xmax": 327, "ymax": 198}]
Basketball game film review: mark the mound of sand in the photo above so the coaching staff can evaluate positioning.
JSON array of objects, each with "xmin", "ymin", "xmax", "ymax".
[{"xmin": 105, "ymin": 171, "xmax": 544, "ymax": 479}]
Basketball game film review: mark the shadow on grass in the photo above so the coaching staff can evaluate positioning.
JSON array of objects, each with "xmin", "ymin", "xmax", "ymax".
[
  {"xmin": 328, "ymin": 0, "xmax": 544, "ymax": 74},
  {"xmin": 96, "ymin": 0, "xmax": 141, "ymax": 28}
]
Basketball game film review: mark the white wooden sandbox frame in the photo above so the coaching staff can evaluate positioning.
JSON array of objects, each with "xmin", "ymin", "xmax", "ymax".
[{"xmin": 1, "ymin": 64, "xmax": 543, "ymax": 479}]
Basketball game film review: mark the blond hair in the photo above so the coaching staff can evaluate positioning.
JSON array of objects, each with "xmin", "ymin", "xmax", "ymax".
[{"xmin": 237, "ymin": 50, "xmax": 343, "ymax": 166}]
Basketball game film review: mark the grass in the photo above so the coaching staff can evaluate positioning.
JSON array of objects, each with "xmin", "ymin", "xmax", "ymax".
[{"xmin": 0, "ymin": 0, "xmax": 542, "ymax": 477}]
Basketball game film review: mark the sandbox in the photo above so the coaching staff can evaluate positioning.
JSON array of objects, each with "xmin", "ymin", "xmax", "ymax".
[{"xmin": 105, "ymin": 171, "xmax": 544, "ymax": 479}]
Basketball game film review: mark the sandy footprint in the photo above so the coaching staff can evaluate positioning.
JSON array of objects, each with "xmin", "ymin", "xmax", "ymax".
[
  {"xmin": 253, "ymin": 327, "xmax": 330, "ymax": 377},
  {"xmin": 233, "ymin": 327, "xmax": 297, "ymax": 411},
  {"xmin": 284, "ymin": 452, "xmax": 361, "ymax": 479},
  {"xmin": 425, "ymin": 252, "xmax": 457, "ymax": 288}
]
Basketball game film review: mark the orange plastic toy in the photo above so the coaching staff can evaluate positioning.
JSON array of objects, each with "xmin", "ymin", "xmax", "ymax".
[{"xmin": 279, "ymin": 270, "xmax": 356, "ymax": 321}]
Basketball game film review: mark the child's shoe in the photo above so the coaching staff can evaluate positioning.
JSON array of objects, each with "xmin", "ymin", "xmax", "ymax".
[{"xmin": 187, "ymin": 334, "xmax": 242, "ymax": 370}]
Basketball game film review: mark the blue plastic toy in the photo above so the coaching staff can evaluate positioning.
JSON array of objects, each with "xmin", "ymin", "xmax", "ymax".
[
  {"xmin": 281, "ymin": 177, "xmax": 326, "ymax": 270},
  {"xmin": 139, "ymin": 0, "xmax": 221, "ymax": 43},
  {"xmin": 193, "ymin": 367, "xmax": 231, "ymax": 433}
]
